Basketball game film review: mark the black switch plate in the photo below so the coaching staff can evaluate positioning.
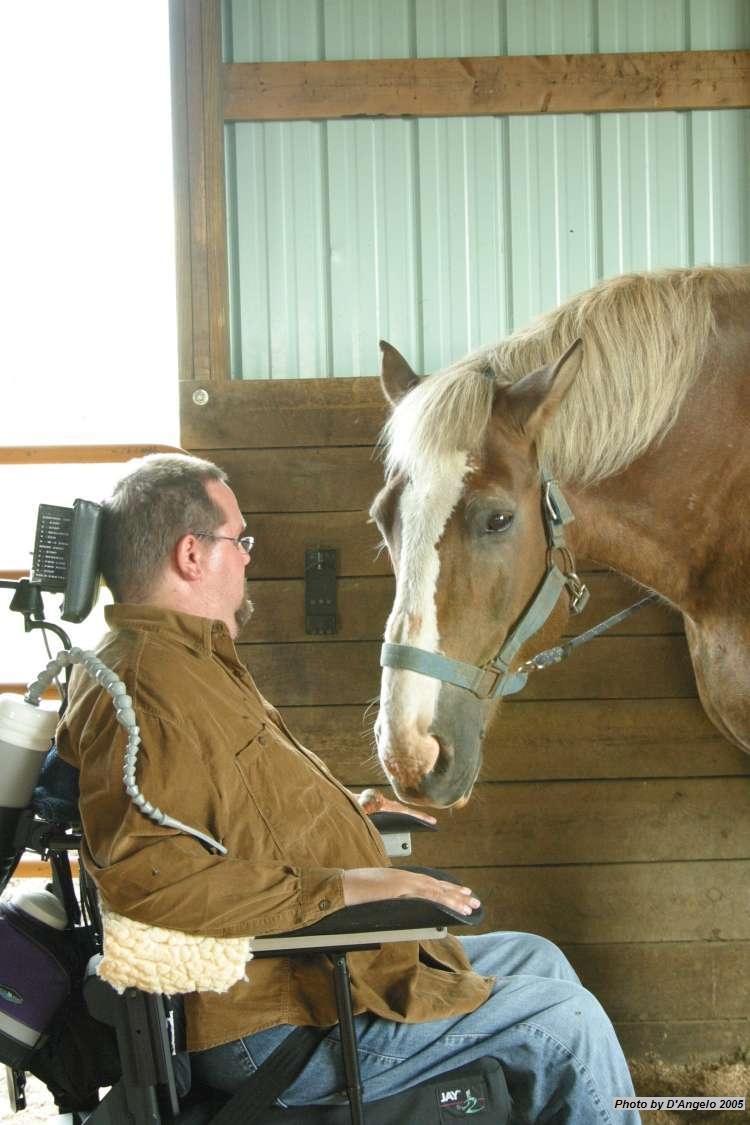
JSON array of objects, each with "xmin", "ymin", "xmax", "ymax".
[{"xmin": 305, "ymin": 548, "xmax": 337, "ymax": 635}]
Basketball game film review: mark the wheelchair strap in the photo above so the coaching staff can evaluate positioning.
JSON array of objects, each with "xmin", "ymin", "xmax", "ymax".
[{"xmin": 209, "ymin": 1024, "xmax": 331, "ymax": 1125}]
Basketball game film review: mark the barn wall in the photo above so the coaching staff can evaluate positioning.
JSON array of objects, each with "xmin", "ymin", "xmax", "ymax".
[
  {"xmin": 222, "ymin": 0, "xmax": 750, "ymax": 378},
  {"xmin": 182, "ymin": 375, "xmax": 750, "ymax": 1062},
  {"xmin": 173, "ymin": 0, "xmax": 750, "ymax": 1064}
]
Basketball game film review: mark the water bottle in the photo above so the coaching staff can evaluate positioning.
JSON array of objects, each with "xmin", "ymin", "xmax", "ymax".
[{"xmin": 0, "ymin": 694, "xmax": 58, "ymax": 808}]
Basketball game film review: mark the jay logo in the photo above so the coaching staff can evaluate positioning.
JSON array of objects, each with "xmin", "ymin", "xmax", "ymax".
[{"xmin": 438, "ymin": 1083, "xmax": 488, "ymax": 1116}]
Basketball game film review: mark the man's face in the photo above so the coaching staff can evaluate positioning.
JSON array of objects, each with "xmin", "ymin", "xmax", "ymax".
[{"xmin": 199, "ymin": 479, "xmax": 254, "ymax": 639}]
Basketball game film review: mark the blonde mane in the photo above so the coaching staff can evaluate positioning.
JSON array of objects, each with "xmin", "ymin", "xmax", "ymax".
[{"xmin": 384, "ymin": 266, "xmax": 750, "ymax": 488}]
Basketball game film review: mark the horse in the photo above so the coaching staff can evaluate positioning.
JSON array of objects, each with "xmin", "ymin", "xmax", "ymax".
[{"xmin": 370, "ymin": 265, "xmax": 750, "ymax": 808}]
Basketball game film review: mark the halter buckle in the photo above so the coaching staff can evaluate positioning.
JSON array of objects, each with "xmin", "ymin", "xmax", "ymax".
[
  {"xmin": 547, "ymin": 543, "xmax": 589, "ymax": 617},
  {"xmin": 566, "ymin": 572, "xmax": 590, "ymax": 615},
  {"xmin": 480, "ymin": 652, "xmax": 517, "ymax": 698}
]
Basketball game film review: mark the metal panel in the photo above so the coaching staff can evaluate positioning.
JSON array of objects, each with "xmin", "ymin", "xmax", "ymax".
[
  {"xmin": 688, "ymin": 0, "xmax": 750, "ymax": 264},
  {"xmin": 224, "ymin": 0, "xmax": 750, "ymax": 379}
]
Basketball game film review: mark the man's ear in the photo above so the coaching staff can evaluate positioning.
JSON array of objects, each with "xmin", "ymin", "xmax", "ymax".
[
  {"xmin": 379, "ymin": 340, "xmax": 420, "ymax": 406},
  {"xmin": 499, "ymin": 339, "xmax": 583, "ymax": 437},
  {"xmin": 173, "ymin": 532, "xmax": 204, "ymax": 581}
]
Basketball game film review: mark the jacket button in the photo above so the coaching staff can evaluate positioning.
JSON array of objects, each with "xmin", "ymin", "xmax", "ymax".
[{"xmin": 318, "ymin": 899, "xmax": 330, "ymax": 911}]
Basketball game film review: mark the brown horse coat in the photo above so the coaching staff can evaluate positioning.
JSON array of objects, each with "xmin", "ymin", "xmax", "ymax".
[{"xmin": 373, "ymin": 266, "xmax": 750, "ymax": 806}]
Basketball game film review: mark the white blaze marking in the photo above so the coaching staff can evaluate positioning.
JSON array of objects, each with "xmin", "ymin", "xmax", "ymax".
[{"xmin": 378, "ymin": 452, "xmax": 470, "ymax": 754}]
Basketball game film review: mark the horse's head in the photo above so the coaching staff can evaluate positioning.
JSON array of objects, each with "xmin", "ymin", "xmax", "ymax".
[{"xmin": 372, "ymin": 337, "xmax": 584, "ymax": 807}]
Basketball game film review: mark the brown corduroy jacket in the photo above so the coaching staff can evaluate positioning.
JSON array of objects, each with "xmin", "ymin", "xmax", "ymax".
[{"xmin": 57, "ymin": 604, "xmax": 492, "ymax": 1051}]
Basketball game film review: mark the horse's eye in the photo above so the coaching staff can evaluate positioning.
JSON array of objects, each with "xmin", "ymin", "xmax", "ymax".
[{"xmin": 486, "ymin": 512, "xmax": 513, "ymax": 533}]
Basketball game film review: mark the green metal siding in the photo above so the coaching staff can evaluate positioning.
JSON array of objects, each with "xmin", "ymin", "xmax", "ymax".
[{"xmin": 223, "ymin": 0, "xmax": 750, "ymax": 378}]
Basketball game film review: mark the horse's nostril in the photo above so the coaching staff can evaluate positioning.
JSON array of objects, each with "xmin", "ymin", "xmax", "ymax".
[
  {"xmin": 429, "ymin": 734, "xmax": 454, "ymax": 775},
  {"xmin": 382, "ymin": 732, "xmax": 440, "ymax": 792},
  {"xmin": 397, "ymin": 784, "xmax": 422, "ymax": 801}
]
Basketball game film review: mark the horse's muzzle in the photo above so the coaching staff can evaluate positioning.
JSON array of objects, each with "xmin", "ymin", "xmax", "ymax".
[
  {"xmin": 376, "ymin": 678, "xmax": 486, "ymax": 807},
  {"xmin": 381, "ymin": 729, "xmax": 480, "ymax": 808}
]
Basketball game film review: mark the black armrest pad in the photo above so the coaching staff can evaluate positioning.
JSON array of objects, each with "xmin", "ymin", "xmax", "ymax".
[
  {"xmin": 272, "ymin": 867, "xmax": 483, "ymax": 939},
  {"xmin": 369, "ymin": 811, "xmax": 437, "ymax": 834}
]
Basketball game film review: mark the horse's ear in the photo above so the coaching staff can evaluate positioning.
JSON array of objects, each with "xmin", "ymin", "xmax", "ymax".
[
  {"xmin": 379, "ymin": 340, "xmax": 420, "ymax": 406},
  {"xmin": 501, "ymin": 338, "xmax": 583, "ymax": 436}
]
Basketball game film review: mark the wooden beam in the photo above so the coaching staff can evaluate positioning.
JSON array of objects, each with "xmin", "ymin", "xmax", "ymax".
[
  {"xmin": 245, "ymin": 572, "xmax": 681, "ymax": 645},
  {"xmin": 168, "ymin": 0, "xmax": 193, "ymax": 382},
  {"xmin": 388, "ymin": 776, "xmax": 750, "ymax": 867},
  {"xmin": 237, "ymin": 635, "xmax": 697, "ymax": 707},
  {"xmin": 247, "ymin": 511, "xmax": 387, "ymax": 579},
  {"xmin": 197, "ymin": 446, "xmax": 383, "ymax": 512},
  {"xmin": 0, "ymin": 686, "xmax": 59, "ymax": 700},
  {"xmin": 253, "ymin": 699, "xmax": 750, "ymax": 784},
  {"xmin": 564, "ymin": 941, "xmax": 750, "ymax": 1023},
  {"xmin": 0, "ymin": 444, "xmax": 182, "ymax": 465},
  {"xmin": 224, "ymin": 49, "xmax": 750, "ymax": 121},
  {"xmin": 180, "ymin": 375, "xmax": 386, "ymax": 450},
  {"xmin": 170, "ymin": 0, "xmax": 229, "ymax": 382},
  {"xmin": 12, "ymin": 855, "xmax": 79, "ymax": 879},
  {"xmin": 620, "ymin": 1018, "xmax": 749, "ymax": 1065},
  {"xmin": 441, "ymin": 859, "xmax": 750, "ymax": 943}
]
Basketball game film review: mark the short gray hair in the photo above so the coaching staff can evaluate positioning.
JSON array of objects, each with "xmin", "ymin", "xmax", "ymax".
[{"xmin": 100, "ymin": 453, "xmax": 228, "ymax": 602}]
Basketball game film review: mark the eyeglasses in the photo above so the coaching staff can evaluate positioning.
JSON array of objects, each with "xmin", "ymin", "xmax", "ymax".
[{"xmin": 195, "ymin": 532, "xmax": 255, "ymax": 555}]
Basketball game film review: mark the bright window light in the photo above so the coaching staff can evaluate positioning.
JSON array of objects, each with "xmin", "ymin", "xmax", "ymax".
[{"xmin": 1, "ymin": 2, "xmax": 180, "ymax": 685}]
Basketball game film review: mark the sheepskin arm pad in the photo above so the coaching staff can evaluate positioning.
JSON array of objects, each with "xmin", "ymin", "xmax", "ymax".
[{"xmin": 97, "ymin": 908, "xmax": 254, "ymax": 995}]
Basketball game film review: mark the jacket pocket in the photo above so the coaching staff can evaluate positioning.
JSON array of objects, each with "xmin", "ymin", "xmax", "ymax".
[{"xmin": 232, "ymin": 727, "xmax": 352, "ymax": 864}]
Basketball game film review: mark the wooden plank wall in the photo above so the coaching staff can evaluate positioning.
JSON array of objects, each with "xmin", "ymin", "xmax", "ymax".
[
  {"xmin": 182, "ymin": 375, "xmax": 750, "ymax": 1063},
  {"xmin": 172, "ymin": 3, "xmax": 750, "ymax": 1063}
]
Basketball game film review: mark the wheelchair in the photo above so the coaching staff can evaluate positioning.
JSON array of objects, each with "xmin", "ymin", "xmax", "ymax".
[{"xmin": 0, "ymin": 502, "xmax": 512, "ymax": 1124}]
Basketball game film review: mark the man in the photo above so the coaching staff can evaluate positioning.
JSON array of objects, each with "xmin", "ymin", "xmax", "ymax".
[{"xmin": 57, "ymin": 453, "xmax": 640, "ymax": 1123}]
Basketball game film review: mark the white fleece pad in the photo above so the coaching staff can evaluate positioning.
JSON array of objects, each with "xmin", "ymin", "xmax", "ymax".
[{"xmin": 98, "ymin": 909, "xmax": 253, "ymax": 994}]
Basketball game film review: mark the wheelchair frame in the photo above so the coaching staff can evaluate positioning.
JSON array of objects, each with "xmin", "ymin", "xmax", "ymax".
[{"xmin": 3, "ymin": 804, "xmax": 510, "ymax": 1125}]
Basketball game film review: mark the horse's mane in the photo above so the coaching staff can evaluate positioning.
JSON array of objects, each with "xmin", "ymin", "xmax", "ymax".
[{"xmin": 383, "ymin": 265, "xmax": 750, "ymax": 488}]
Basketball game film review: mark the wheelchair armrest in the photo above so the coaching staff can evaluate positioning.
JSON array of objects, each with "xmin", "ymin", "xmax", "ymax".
[
  {"xmin": 252, "ymin": 867, "xmax": 483, "ymax": 955},
  {"xmin": 368, "ymin": 811, "xmax": 437, "ymax": 834},
  {"xmin": 369, "ymin": 809, "xmax": 436, "ymax": 859}
]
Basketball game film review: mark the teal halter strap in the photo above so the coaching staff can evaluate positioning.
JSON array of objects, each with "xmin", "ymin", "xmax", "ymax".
[{"xmin": 379, "ymin": 470, "xmax": 589, "ymax": 701}]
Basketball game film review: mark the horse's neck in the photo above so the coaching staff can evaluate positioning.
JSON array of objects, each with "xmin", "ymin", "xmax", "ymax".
[
  {"xmin": 568, "ymin": 473, "xmax": 693, "ymax": 608},
  {"xmin": 567, "ymin": 362, "xmax": 750, "ymax": 613}
]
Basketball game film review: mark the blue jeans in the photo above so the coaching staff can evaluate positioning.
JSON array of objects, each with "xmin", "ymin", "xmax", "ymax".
[{"xmin": 191, "ymin": 932, "xmax": 641, "ymax": 1124}]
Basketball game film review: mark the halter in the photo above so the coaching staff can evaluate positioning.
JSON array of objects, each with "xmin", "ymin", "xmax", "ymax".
[{"xmin": 380, "ymin": 470, "xmax": 655, "ymax": 700}]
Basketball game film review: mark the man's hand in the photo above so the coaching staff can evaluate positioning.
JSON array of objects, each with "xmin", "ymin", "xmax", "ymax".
[
  {"xmin": 356, "ymin": 787, "xmax": 436, "ymax": 826},
  {"xmin": 342, "ymin": 867, "xmax": 480, "ymax": 916}
]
